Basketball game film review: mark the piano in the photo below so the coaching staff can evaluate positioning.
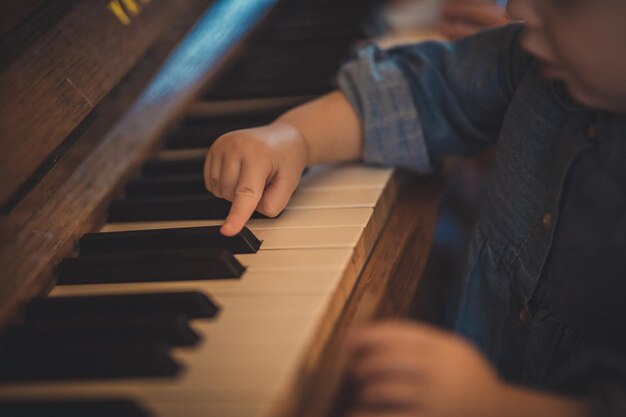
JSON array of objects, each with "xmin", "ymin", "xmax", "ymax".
[{"xmin": 0, "ymin": 1, "xmax": 444, "ymax": 416}]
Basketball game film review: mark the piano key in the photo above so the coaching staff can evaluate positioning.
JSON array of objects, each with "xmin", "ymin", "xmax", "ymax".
[
  {"xmin": 0, "ymin": 373, "xmax": 288, "ymax": 404},
  {"xmin": 110, "ymin": 185, "xmax": 382, "ymax": 223},
  {"xmin": 142, "ymin": 156, "xmax": 206, "ymax": 177},
  {"xmin": 24, "ymin": 291, "xmax": 219, "ymax": 320},
  {"xmin": 127, "ymin": 164, "xmax": 390, "ymax": 201},
  {"xmin": 100, "ymin": 207, "xmax": 375, "ymax": 232},
  {"xmin": 286, "ymin": 187, "xmax": 384, "ymax": 209},
  {"xmin": 0, "ymin": 295, "xmax": 337, "ymax": 417},
  {"xmin": 50, "ymin": 270, "xmax": 345, "ymax": 298},
  {"xmin": 2, "ymin": 313, "xmax": 200, "ymax": 348},
  {"xmin": 107, "ymin": 194, "xmax": 268, "ymax": 222},
  {"xmin": 57, "ymin": 247, "xmax": 355, "ymax": 284},
  {"xmin": 0, "ymin": 343, "xmax": 180, "ymax": 382},
  {"xmin": 256, "ymin": 2, "xmax": 377, "ymax": 42},
  {"xmin": 251, "ymin": 226, "xmax": 361, "ymax": 249},
  {"xmin": 298, "ymin": 164, "xmax": 393, "ymax": 190},
  {"xmin": 223, "ymin": 43, "xmax": 355, "ymax": 81},
  {"xmin": 0, "ymin": 399, "xmax": 152, "ymax": 417},
  {"xmin": 236, "ymin": 247, "xmax": 353, "ymax": 271},
  {"xmin": 203, "ymin": 74, "xmax": 333, "ymax": 100},
  {"xmin": 186, "ymin": 96, "xmax": 311, "ymax": 119},
  {"xmin": 57, "ymin": 249, "xmax": 245, "ymax": 284},
  {"xmin": 125, "ymin": 175, "xmax": 207, "ymax": 197},
  {"xmin": 78, "ymin": 226, "xmax": 261, "ymax": 256},
  {"xmin": 164, "ymin": 111, "xmax": 283, "ymax": 150}
]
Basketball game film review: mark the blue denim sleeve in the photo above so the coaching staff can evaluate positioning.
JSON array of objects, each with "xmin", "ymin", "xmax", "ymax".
[
  {"xmin": 337, "ymin": 23, "xmax": 531, "ymax": 172},
  {"xmin": 548, "ymin": 352, "xmax": 626, "ymax": 417}
]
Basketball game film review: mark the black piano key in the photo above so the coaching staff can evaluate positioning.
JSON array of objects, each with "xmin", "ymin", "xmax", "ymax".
[
  {"xmin": 142, "ymin": 156, "xmax": 206, "ymax": 176},
  {"xmin": 125, "ymin": 174, "xmax": 207, "ymax": 197},
  {"xmin": 257, "ymin": 18, "xmax": 368, "ymax": 42},
  {"xmin": 107, "ymin": 194, "xmax": 268, "ymax": 222},
  {"xmin": 204, "ymin": 73, "xmax": 334, "ymax": 100},
  {"xmin": 79, "ymin": 226, "xmax": 261, "ymax": 256},
  {"xmin": 0, "ymin": 399, "xmax": 152, "ymax": 417},
  {"xmin": 57, "ymin": 248, "xmax": 244, "ymax": 284},
  {"xmin": 24, "ymin": 292, "xmax": 219, "ymax": 320},
  {"xmin": 257, "ymin": 1, "xmax": 380, "ymax": 42},
  {"xmin": 165, "ymin": 110, "xmax": 283, "ymax": 150},
  {"xmin": 2, "ymin": 313, "xmax": 200, "ymax": 348},
  {"xmin": 0, "ymin": 342, "xmax": 180, "ymax": 381}
]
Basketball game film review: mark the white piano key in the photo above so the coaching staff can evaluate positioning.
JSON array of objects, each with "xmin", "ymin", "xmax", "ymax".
[
  {"xmin": 100, "ymin": 207, "xmax": 374, "ymax": 232},
  {"xmin": 50, "ymin": 269, "xmax": 345, "ymax": 297},
  {"xmin": 287, "ymin": 188, "xmax": 382, "ymax": 210},
  {"xmin": 299, "ymin": 164, "xmax": 392, "ymax": 190},
  {"xmin": 252, "ymin": 226, "xmax": 363, "ymax": 249},
  {"xmin": 246, "ymin": 207, "xmax": 374, "ymax": 229},
  {"xmin": 236, "ymin": 248, "xmax": 353, "ymax": 271}
]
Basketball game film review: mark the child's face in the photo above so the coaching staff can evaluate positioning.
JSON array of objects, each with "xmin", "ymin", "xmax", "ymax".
[{"xmin": 508, "ymin": 0, "xmax": 626, "ymax": 113}]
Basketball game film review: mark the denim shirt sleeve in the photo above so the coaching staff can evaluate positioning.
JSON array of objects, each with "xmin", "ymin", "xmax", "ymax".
[{"xmin": 337, "ymin": 23, "xmax": 532, "ymax": 173}]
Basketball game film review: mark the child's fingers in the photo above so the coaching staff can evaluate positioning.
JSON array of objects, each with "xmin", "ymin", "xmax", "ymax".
[
  {"xmin": 355, "ymin": 379, "xmax": 423, "ymax": 410},
  {"xmin": 220, "ymin": 162, "xmax": 271, "ymax": 236},
  {"xmin": 345, "ymin": 321, "xmax": 442, "ymax": 353},
  {"xmin": 349, "ymin": 348, "xmax": 429, "ymax": 381},
  {"xmin": 256, "ymin": 171, "xmax": 301, "ymax": 218},
  {"xmin": 204, "ymin": 151, "xmax": 222, "ymax": 197},
  {"xmin": 218, "ymin": 157, "xmax": 243, "ymax": 202}
]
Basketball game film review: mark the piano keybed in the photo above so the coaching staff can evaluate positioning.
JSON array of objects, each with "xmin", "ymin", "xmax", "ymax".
[{"xmin": 0, "ymin": 164, "xmax": 397, "ymax": 417}]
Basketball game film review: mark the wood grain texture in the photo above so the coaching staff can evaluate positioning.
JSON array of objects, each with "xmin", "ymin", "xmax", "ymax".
[
  {"xmin": 273, "ymin": 172, "xmax": 445, "ymax": 417},
  {"xmin": 0, "ymin": 0, "xmax": 202, "ymax": 208},
  {"xmin": 0, "ymin": 0, "xmax": 279, "ymax": 328}
]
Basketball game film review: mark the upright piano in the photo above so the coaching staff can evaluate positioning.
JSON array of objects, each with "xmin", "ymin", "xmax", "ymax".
[{"xmin": 0, "ymin": 1, "xmax": 443, "ymax": 416}]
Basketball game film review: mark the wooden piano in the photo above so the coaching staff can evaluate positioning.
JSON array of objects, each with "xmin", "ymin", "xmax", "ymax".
[{"xmin": 0, "ymin": 1, "xmax": 444, "ymax": 416}]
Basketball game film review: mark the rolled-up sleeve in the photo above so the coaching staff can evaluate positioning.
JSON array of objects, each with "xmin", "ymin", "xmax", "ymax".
[{"xmin": 337, "ymin": 23, "xmax": 532, "ymax": 173}]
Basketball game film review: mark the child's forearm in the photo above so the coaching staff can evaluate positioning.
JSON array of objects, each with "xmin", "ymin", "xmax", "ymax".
[
  {"xmin": 274, "ymin": 90, "xmax": 363, "ymax": 166},
  {"xmin": 494, "ymin": 384, "xmax": 589, "ymax": 417}
]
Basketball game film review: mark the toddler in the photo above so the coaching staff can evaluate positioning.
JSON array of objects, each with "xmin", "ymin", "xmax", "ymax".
[{"xmin": 204, "ymin": 1, "xmax": 626, "ymax": 415}]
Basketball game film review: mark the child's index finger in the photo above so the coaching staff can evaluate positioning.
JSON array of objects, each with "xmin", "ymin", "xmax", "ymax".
[
  {"xmin": 219, "ymin": 164, "xmax": 268, "ymax": 237},
  {"xmin": 220, "ymin": 192, "xmax": 260, "ymax": 237}
]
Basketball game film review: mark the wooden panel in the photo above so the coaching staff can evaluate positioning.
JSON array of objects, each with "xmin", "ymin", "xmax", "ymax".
[
  {"xmin": 0, "ymin": 0, "xmax": 280, "ymax": 328},
  {"xmin": 0, "ymin": 0, "xmax": 207, "ymax": 208}
]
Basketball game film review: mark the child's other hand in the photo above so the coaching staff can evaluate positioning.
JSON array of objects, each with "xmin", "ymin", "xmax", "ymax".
[
  {"xmin": 204, "ymin": 121, "xmax": 309, "ymax": 236},
  {"xmin": 345, "ymin": 320, "xmax": 505, "ymax": 417},
  {"xmin": 439, "ymin": 0, "xmax": 510, "ymax": 41}
]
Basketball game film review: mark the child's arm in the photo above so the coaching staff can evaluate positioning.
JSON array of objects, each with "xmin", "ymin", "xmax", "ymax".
[
  {"xmin": 346, "ymin": 321, "xmax": 589, "ymax": 417},
  {"xmin": 204, "ymin": 91, "xmax": 362, "ymax": 236}
]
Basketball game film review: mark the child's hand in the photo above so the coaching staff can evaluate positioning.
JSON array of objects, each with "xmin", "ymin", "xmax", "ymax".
[
  {"xmin": 204, "ymin": 121, "xmax": 309, "ymax": 236},
  {"xmin": 345, "ymin": 321, "xmax": 505, "ymax": 417}
]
